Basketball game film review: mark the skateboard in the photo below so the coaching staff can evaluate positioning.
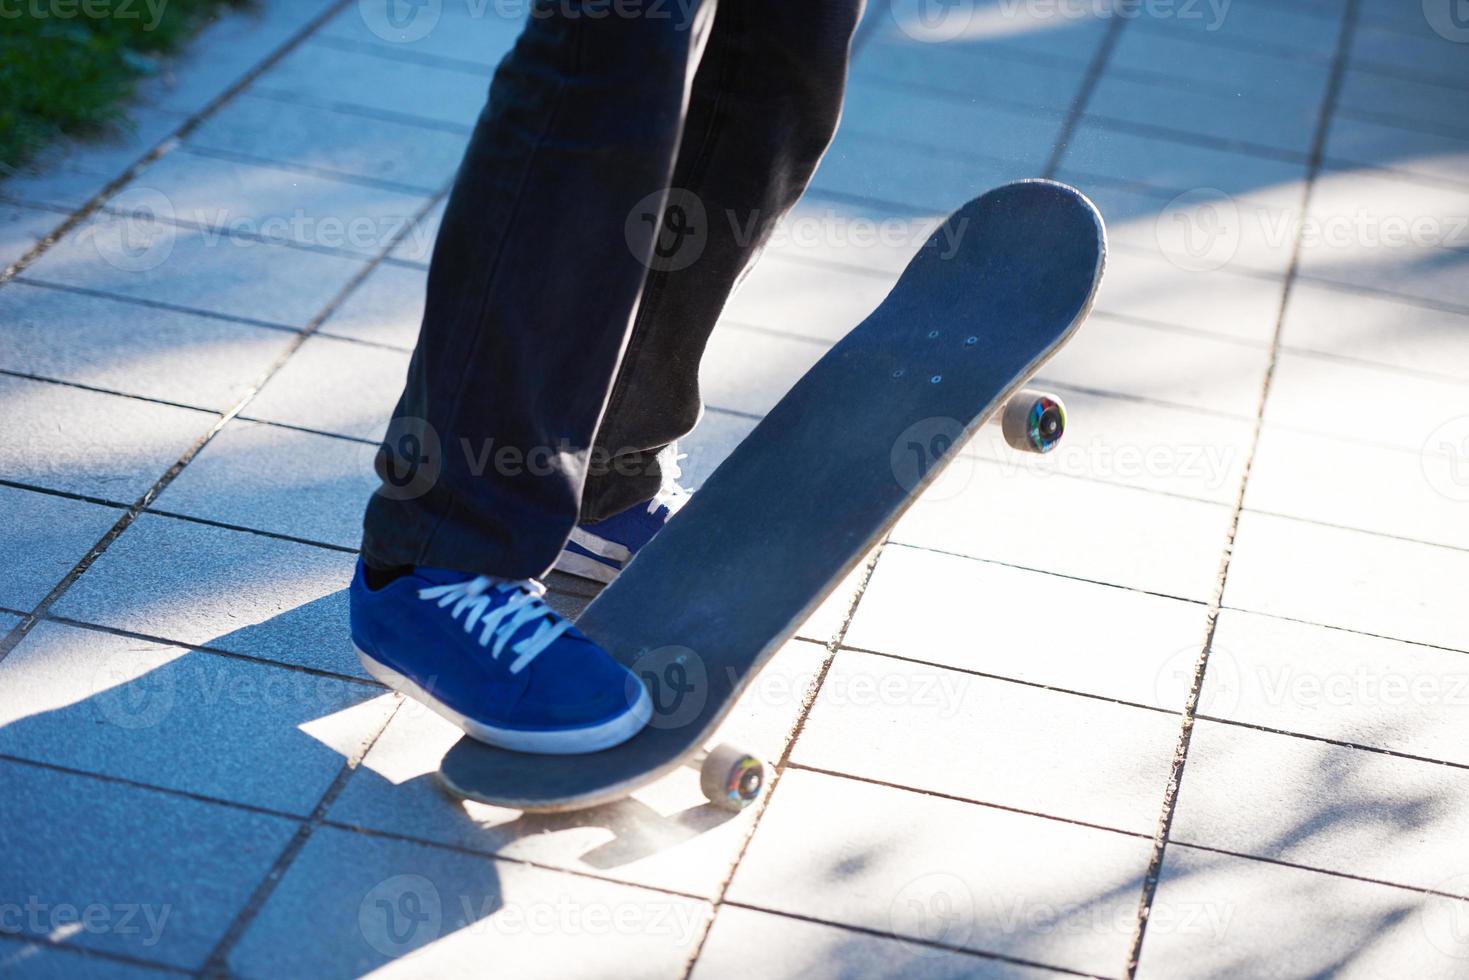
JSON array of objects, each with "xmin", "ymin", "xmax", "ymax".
[{"xmin": 439, "ymin": 179, "xmax": 1106, "ymax": 813}]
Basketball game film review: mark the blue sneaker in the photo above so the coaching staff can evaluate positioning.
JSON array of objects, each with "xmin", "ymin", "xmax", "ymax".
[
  {"xmin": 349, "ymin": 561, "xmax": 652, "ymax": 753},
  {"xmin": 555, "ymin": 478, "xmax": 690, "ymax": 584}
]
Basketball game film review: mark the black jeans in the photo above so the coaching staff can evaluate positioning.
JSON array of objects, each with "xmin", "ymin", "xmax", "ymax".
[{"xmin": 362, "ymin": 0, "xmax": 863, "ymax": 579}]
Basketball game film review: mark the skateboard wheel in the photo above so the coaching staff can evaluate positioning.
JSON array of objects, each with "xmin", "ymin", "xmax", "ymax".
[
  {"xmin": 1000, "ymin": 389, "xmax": 1066, "ymax": 454},
  {"xmin": 699, "ymin": 743, "xmax": 764, "ymax": 812}
]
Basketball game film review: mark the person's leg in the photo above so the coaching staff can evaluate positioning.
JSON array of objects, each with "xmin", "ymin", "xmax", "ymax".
[
  {"xmin": 578, "ymin": 0, "xmax": 865, "ymax": 523},
  {"xmin": 362, "ymin": 0, "xmax": 715, "ymax": 580}
]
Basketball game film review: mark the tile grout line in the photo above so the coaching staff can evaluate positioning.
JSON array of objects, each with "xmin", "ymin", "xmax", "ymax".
[
  {"xmin": 196, "ymin": 697, "xmax": 407, "ymax": 977},
  {"xmin": 1041, "ymin": 12, "xmax": 1128, "ymax": 179},
  {"xmin": 676, "ymin": 547, "xmax": 885, "ymax": 979},
  {"xmin": 1120, "ymin": 2, "xmax": 1362, "ymax": 976},
  {"xmin": 0, "ymin": 0, "xmax": 358, "ymax": 286}
]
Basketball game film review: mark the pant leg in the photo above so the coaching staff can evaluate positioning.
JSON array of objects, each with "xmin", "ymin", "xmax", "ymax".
[
  {"xmin": 578, "ymin": 0, "xmax": 865, "ymax": 523},
  {"xmin": 362, "ymin": 0, "xmax": 715, "ymax": 579}
]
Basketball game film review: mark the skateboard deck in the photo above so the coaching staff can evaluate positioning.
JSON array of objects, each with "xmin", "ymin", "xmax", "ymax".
[{"xmin": 439, "ymin": 179, "xmax": 1106, "ymax": 812}]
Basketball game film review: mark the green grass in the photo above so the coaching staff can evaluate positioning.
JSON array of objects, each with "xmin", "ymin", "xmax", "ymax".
[{"xmin": 0, "ymin": 0, "xmax": 246, "ymax": 171}]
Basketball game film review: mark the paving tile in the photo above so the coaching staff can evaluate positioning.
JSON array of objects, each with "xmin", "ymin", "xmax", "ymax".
[
  {"xmin": 704, "ymin": 903, "xmax": 1069, "ymax": 979},
  {"xmin": 1338, "ymin": 69, "xmax": 1469, "ymax": 138},
  {"xmin": 52, "ymin": 513, "xmax": 359, "ymax": 675},
  {"xmin": 0, "ymin": 759, "xmax": 298, "ymax": 970},
  {"xmin": 327, "ymin": 640, "xmax": 827, "ymax": 899},
  {"xmin": 1246, "ymin": 425, "xmax": 1469, "ymax": 550},
  {"xmin": 0, "ymin": 282, "xmax": 297, "ymax": 411},
  {"xmin": 155, "ymin": 419, "xmax": 378, "ymax": 550},
  {"xmin": 318, "ymin": 1, "xmax": 524, "ymax": 64},
  {"xmin": 791, "ymin": 650, "xmax": 1179, "ymax": 832},
  {"xmin": 117, "ymin": 150, "xmax": 429, "ymax": 258},
  {"xmin": 699, "ymin": 326, "xmax": 827, "ymax": 418},
  {"xmin": 1280, "ymin": 280, "xmax": 1469, "ymax": 380},
  {"xmin": 1356, "ymin": 0, "xmax": 1440, "ymax": 30},
  {"xmin": 1325, "ymin": 114, "xmax": 1469, "ymax": 187},
  {"xmin": 0, "ymin": 105, "xmax": 187, "ymax": 210},
  {"xmin": 841, "ymin": 78, "xmax": 1063, "ymax": 165},
  {"xmin": 134, "ymin": 0, "xmax": 338, "ymax": 117},
  {"xmin": 866, "ymin": 2, "xmax": 1112, "ymax": 65},
  {"xmin": 1058, "ymin": 175, "xmax": 1299, "ymax": 278},
  {"xmin": 1061, "ymin": 121, "xmax": 1308, "ymax": 201},
  {"xmin": 316, "ymin": 260, "xmax": 426, "ymax": 349},
  {"xmin": 1131, "ymin": 1, "xmax": 1340, "ymax": 57},
  {"xmin": 245, "ymin": 334, "xmax": 408, "ymax": 441},
  {"xmin": 1225, "ymin": 510, "xmax": 1469, "ymax": 652},
  {"xmin": 0, "ymin": 941, "xmax": 168, "ymax": 979},
  {"xmin": 720, "ymin": 253, "xmax": 891, "ymax": 343},
  {"xmin": 855, "ymin": 37, "xmax": 1088, "ymax": 115},
  {"xmin": 1134, "ymin": 845, "xmax": 1469, "ymax": 979},
  {"xmin": 678, "ymin": 408, "xmax": 756, "ymax": 489},
  {"xmin": 0, "ymin": 486, "xmax": 119, "ymax": 612},
  {"xmin": 728, "ymin": 769, "xmax": 1153, "ymax": 974},
  {"xmin": 1085, "ymin": 72, "xmax": 1321, "ymax": 156},
  {"xmin": 692, "ymin": 905, "xmax": 1072, "ymax": 980},
  {"xmin": 0, "ymin": 375, "xmax": 214, "ymax": 501},
  {"xmin": 1350, "ymin": 20, "xmax": 1469, "ymax": 89},
  {"xmin": 187, "ymin": 94, "xmax": 467, "ymax": 194},
  {"xmin": 0, "ymin": 203, "xmax": 63, "ymax": 270},
  {"xmin": 810, "ymin": 130, "xmax": 1033, "ymax": 214},
  {"xmin": 762, "ymin": 194, "xmax": 941, "ymax": 276},
  {"xmin": 253, "ymin": 39, "xmax": 488, "ymax": 129},
  {"xmin": 1108, "ymin": 21, "xmax": 1332, "ymax": 98},
  {"xmin": 893, "ymin": 455, "xmax": 1235, "ymax": 601},
  {"xmin": 1299, "ymin": 236, "xmax": 1469, "ymax": 311},
  {"xmin": 1296, "ymin": 166, "xmax": 1469, "ymax": 309},
  {"xmin": 23, "ymin": 208, "xmax": 367, "ymax": 328},
  {"xmin": 1170, "ymin": 720, "xmax": 1469, "ymax": 895},
  {"xmin": 227, "ymin": 824, "xmax": 707, "ymax": 978},
  {"xmin": 1263, "ymin": 349, "xmax": 1466, "ymax": 452},
  {"xmin": 1200, "ymin": 609, "xmax": 1469, "ymax": 767},
  {"xmin": 0, "ymin": 621, "xmax": 389, "ymax": 814},
  {"xmin": 1041, "ymin": 316, "xmax": 1269, "ymax": 418},
  {"xmin": 1094, "ymin": 246, "xmax": 1286, "ymax": 344},
  {"xmin": 969, "ymin": 386, "xmax": 1250, "ymax": 502},
  {"xmin": 846, "ymin": 545, "xmax": 1210, "ymax": 710},
  {"xmin": 386, "ymin": 198, "xmax": 446, "ymax": 265}
]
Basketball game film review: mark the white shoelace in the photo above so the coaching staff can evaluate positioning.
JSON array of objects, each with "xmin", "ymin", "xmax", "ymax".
[
  {"xmin": 417, "ymin": 577, "xmax": 571, "ymax": 674},
  {"xmin": 647, "ymin": 450, "xmax": 692, "ymax": 516}
]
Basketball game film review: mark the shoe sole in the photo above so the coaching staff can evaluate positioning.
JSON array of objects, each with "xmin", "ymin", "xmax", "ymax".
[
  {"xmin": 552, "ymin": 548, "xmax": 620, "ymax": 584},
  {"xmin": 354, "ymin": 645, "xmax": 652, "ymax": 754}
]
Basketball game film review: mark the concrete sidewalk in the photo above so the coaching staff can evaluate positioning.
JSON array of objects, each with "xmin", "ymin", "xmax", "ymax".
[{"xmin": 3, "ymin": 0, "xmax": 1469, "ymax": 976}]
